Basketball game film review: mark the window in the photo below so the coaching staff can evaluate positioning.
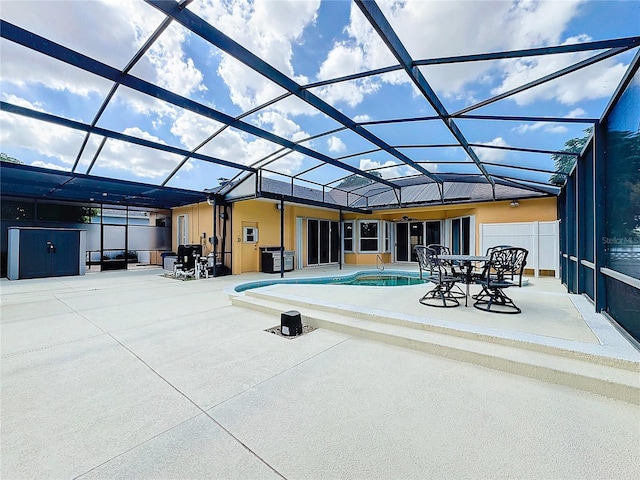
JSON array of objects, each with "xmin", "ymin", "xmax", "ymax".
[
  {"xmin": 343, "ymin": 221, "xmax": 353, "ymax": 252},
  {"xmin": 177, "ymin": 214, "xmax": 188, "ymax": 246},
  {"xmin": 359, "ymin": 221, "xmax": 379, "ymax": 252}
]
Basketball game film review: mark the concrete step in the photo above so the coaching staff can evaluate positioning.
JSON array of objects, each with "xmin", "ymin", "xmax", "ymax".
[
  {"xmin": 231, "ymin": 293, "xmax": 640, "ymax": 405},
  {"xmin": 244, "ymin": 288, "xmax": 637, "ymax": 371}
]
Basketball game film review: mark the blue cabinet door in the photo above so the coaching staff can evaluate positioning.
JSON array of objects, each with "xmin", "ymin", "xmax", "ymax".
[{"xmin": 18, "ymin": 229, "xmax": 80, "ymax": 279}]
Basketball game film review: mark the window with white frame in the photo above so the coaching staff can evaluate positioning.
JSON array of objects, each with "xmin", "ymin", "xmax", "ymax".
[
  {"xmin": 359, "ymin": 220, "xmax": 379, "ymax": 252},
  {"xmin": 343, "ymin": 221, "xmax": 354, "ymax": 252},
  {"xmin": 177, "ymin": 214, "xmax": 188, "ymax": 246}
]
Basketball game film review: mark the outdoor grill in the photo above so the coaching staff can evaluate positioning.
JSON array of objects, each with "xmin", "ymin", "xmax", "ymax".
[{"xmin": 261, "ymin": 247, "xmax": 294, "ymax": 274}]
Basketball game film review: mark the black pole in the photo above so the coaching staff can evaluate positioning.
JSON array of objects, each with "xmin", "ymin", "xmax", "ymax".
[
  {"xmin": 223, "ymin": 205, "xmax": 229, "ymax": 274},
  {"xmin": 280, "ymin": 198, "xmax": 285, "ymax": 278},
  {"xmin": 212, "ymin": 197, "xmax": 217, "ymax": 278},
  {"xmin": 339, "ymin": 209, "xmax": 343, "ymax": 270},
  {"xmin": 124, "ymin": 205, "xmax": 129, "ymax": 270}
]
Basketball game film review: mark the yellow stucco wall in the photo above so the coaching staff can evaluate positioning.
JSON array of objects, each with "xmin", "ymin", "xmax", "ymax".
[
  {"xmin": 472, "ymin": 197, "xmax": 557, "ymax": 254},
  {"xmin": 171, "ymin": 202, "xmax": 215, "ymax": 255},
  {"xmin": 173, "ymin": 196, "xmax": 557, "ymax": 272},
  {"xmin": 473, "ymin": 197, "xmax": 557, "ymax": 225},
  {"xmin": 231, "ymin": 199, "xmax": 298, "ymax": 274}
]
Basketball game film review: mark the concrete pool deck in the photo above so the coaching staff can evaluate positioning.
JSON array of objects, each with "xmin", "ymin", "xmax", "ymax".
[{"xmin": 1, "ymin": 266, "xmax": 639, "ymax": 479}]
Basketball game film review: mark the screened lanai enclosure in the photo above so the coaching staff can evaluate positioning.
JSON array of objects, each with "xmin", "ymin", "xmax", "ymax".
[{"xmin": 0, "ymin": 1, "xmax": 639, "ymax": 339}]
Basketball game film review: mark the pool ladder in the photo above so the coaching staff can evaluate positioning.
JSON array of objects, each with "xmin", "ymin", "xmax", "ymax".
[{"xmin": 376, "ymin": 254, "xmax": 385, "ymax": 271}]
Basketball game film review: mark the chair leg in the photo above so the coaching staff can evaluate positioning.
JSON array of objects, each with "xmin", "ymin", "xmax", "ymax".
[
  {"xmin": 472, "ymin": 285, "xmax": 492, "ymax": 302},
  {"xmin": 419, "ymin": 282, "xmax": 460, "ymax": 308},
  {"xmin": 449, "ymin": 282, "xmax": 466, "ymax": 299},
  {"xmin": 473, "ymin": 287, "xmax": 521, "ymax": 314}
]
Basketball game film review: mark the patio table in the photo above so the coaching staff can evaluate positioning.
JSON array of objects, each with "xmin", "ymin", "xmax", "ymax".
[{"xmin": 438, "ymin": 254, "xmax": 489, "ymax": 306}]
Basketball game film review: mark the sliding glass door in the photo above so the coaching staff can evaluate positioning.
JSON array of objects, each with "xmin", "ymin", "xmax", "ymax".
[
  {"xmin": 396, "ymin": 221, "xmax": 441, "ymax": 261},
  {"xmin": 451, "ymin": 217, "xmax": 471, "ymax": 255},
  {"xmin": 307, "ymin": 220, "xmax": 339, "ymax": 265}
]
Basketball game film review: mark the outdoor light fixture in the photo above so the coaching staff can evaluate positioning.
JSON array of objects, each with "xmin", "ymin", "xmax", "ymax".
[{"xmin": 510, "ymin": 200, "xmax": 520, "ymax": 207}]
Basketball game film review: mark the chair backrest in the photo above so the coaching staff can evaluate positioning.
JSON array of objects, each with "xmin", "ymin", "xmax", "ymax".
[
  {"xmin": 427, "ymin": 244, "xmax": 451, "ymax": 256},
  {"xmin": 487, "ymin": 247, "xmax": 528, "ymax": 286},
  {"xmin": 414, "ymin": 245, "xmax": 428, "ymax": 279},
  {"xmin": 485, "ymin": 245, "xmax": 512, "ymax": 256},
  {"xmin": 415, "ymin": 245, "xmax": 444, "ymax": 280},
  {"xmin": 427, "ymin": 244, "xmax": 459, "ymax": 271}
]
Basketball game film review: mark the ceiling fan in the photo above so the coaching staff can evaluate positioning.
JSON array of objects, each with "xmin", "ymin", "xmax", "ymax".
[{"xmin": 392, "ymin": 215, "xmax": 418, "ymax": 222}]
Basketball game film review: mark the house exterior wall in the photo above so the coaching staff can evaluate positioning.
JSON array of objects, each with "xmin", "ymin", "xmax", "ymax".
[
  {"xmin": 171, "ymin": 202, "xmax": 214, "ymax": 254},
  {"xmin": 472, "ymin": 197, "xmax": 557, "ymax": 254},
  {"xmin": 172, "ymin": 196, "xmax": 557, "ymax": 273}
]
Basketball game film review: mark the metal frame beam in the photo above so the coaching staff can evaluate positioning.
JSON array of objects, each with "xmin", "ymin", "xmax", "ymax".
[
  {"xmin": 453, "ymin": 46, "xmax": 635, "ymax": 116},
  {"xmin": 355, "ymin": 0, "xmax": 495, "ymax": 188},
  {"xmin": 257, "ymin": 191, "xmax": 372, "ymax": 215},
  {"xmin": 1, "ymin": 102, "xmax": 256, "ymax": 173},
  {"xmin": 0, "ymin": 19, "xmax": 396, "ymax": 190},
  {"xmin": 144, "ymin": 0, "xmax": 442, "ymax": 185}
]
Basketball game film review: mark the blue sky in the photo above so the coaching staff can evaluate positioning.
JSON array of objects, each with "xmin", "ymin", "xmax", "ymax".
[{"xmin": 1, "ymin": 0, "xmax": 639, "ymax": 192}]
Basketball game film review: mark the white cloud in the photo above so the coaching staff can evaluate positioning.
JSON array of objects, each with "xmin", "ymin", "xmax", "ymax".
[
  {"xmin": 171, "ymin": 110, "xmax": 225, "ymax": 150},
  {"xmin": 192, "ymin": 0, "xmax": 320, "ymax": 111},
  {"xmin": 0, "ymin": 0, "xmax": 161, "ymax": 96},
  {"xmin": 493, "ymin": 35, "xmax": 627, "ymax": 105},
  {"xmin": 172, "ymin": 110, "xmax": 285, "ymax": 169},
  {"xmin": 145, "ymin": 22, "xmax": 207, "ymax": 98},
  {"xmin": 30, "ymin": 162, "xmax": 69, "ymax": 172},
  {"xmin": 98, "ymin": 136, "xmax": 183, "ymax": 179},
  {"xmin": 353, "ymin": 114, "xmax": 372, "ymax": 123},
  {"xmin": 327, "ymin": 136, "xmax": 346, "ymax": 153},
  {"xmin": 474, "ymin": 137, "xmax": 509, "ymax": 162},
  {"xmin": 122, "ymin": 127, "xmax": 167, "ymax": 145},
  {"xmin": 114, "ymin": 87, "xmax": 178, "ymax": 119},
  {"xmin": 0, "ymin": 41, "xmax": 113, "ymax": 98},
  {"xmin": 513, "ymin": 122, "xmax": 567, "ymax": 135},
  {"xmin": 255, "ymin": 111, "xmax": 309, "ymax": 141},
  {"xmin": 566, "ymin": 108, "xmax": 586, "ymax": 118},
  {"xmin": 316, "ymin": 0, "xmax": 621, "ymax": 108},
  {"xmin": 359, "ymin": 158, "xmax": 405, "ymax": 178},
  {"xmin": 0, "ymin": 96, "xmax": 85, "ymax": 168},
  {"xmin": 267, "ymin": 152, "xmax": 305, "ymax": 176},
  {"xmin": 513, "ymin": 106, "xmax": 590, "ymax": 135},
  {"xmin": 1, "ymin": 93, "xmax": 45, "ymax": 112}
]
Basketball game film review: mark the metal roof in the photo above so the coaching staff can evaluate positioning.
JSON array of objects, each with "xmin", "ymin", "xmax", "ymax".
[{"xmin": 1, "ymin": 1, "xmax": 638, "ymax": 210}]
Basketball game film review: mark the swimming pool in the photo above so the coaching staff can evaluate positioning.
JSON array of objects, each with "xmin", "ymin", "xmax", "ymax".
[{"xmin": 234, "ymin": 270, "xmax": 426, "ymax": 292}]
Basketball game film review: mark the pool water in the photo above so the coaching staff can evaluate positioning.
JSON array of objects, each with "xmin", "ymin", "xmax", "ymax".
[
  {"xmin": 341, "ymin": 275, "xmax": 424, "ymax": 286},
  {"xmin": 234, "ymin": 271, "xmax": 426, "ymax": 292}
]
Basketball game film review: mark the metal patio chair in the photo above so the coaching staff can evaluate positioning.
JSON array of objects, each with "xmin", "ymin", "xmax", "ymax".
[
  {"xmin": 423, "ymin": 244, "xmax": 466, "ymax": 298},
  {"xmin": 472, "ymin": 244, "xmax": 513, "ymax": 281},
  {"xmin": 473, "ymin": 247, "xmax": 528, "ymax": 314},
  {"xmin": 415, "ymin": 245, "xmax": 464, "ymax": 308}
]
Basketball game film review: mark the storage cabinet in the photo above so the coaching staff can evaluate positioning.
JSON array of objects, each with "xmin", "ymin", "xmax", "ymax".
[{"xmin": 7, "ymin": 227, "xmax": 86, "ymax": 280}]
